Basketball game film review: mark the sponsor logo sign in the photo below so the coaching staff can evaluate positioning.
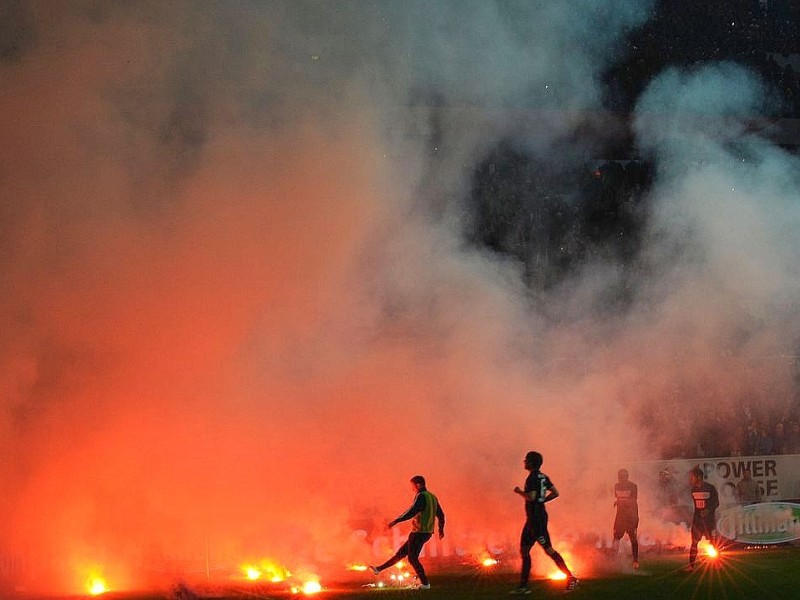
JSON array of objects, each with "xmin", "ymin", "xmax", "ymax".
[{"xmin": 717, "ymin": 502, "xmax": 800, "ymax": 544}]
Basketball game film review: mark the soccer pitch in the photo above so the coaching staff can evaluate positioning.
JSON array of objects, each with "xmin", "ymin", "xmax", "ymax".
[
  {"xmin": 335, "ymin": 548, "xmax": 800, "ymax": 600},
  {"xmin": 78, "ymin": 546, "xmax": 799, "ymax": 600}
]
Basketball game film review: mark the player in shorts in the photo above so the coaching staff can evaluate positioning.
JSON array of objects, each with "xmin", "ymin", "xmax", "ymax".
[
  {"xmin": 687, "ymin": 466, "xmax": 719, "ymax": 571},
  {"xmin": 510, "ymin": 451, "xmax": 578, "ymax": 595},
  {"xmin": 612, "ymin": 468, "xmax": 640, "ymax": 569}
]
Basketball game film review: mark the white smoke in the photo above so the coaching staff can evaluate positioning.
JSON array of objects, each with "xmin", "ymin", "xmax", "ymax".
[{"xmin": 5, "ymin": 0, "xmax": 800, "ymax": 594}]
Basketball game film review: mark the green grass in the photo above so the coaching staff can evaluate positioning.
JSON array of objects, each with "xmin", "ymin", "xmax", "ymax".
[
  {"xmin": 331, "ymin": 548, "xmax": 800, "ymax": 600},
  {"xmin": 36, "ymin": 547, "xmax": 800, "ymax": 600}
]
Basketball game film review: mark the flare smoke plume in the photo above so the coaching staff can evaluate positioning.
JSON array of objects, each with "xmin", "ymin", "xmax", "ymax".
[{"xmin": 1, "ymin": 0, "xmax": 799, "ymax": 593}]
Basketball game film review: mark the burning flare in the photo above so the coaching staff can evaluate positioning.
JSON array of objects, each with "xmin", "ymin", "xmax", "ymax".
[
  {"xmin": 547, "ymin": 549, "xmax": 576, "ymax": 580},
  {"xmin": 240, "ymin": 559, "xmax": 290, "ymax": 582},
  {"xmin": 291, "ymin": 579, "xmax": 322, "ymax": 595},
  {"xmin": 86, "ymin": 575, "xmax": 108, "ymax": 596},
  {"xmin": 701, "ymin": 542, "xmax": 719, "ymax": 558}
]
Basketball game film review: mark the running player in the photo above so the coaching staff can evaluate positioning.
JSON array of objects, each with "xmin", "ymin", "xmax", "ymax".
[{"xmin": 510, "ymin": 451, "xmax": 578, "ymax": 595}]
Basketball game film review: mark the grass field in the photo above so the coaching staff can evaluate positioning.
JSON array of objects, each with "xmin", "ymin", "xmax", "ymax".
[
  {"xmin": 41, "ymin": 546, "xmax": 799, "ymax": 600},
  {"xmin": 332, "ymin": 547, "xmax": 800, "ymax": 600}
]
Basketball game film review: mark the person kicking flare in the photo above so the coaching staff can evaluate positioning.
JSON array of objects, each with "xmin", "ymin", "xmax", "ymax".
[{"xmin": 369, "ymin": 475, "xmax": 445, "ymax": 590}]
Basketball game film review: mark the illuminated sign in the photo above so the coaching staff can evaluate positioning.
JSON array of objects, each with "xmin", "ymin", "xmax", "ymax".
[{"xmin": 717, "ymin": 502, "xmax": 800, "ymax": 544}]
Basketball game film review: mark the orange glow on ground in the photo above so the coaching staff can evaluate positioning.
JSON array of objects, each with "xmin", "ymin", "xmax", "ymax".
[
  {"xmin": 347, "ymin": 564, "xmax": 369, "ymax": 571},
  {"xmin": 544, "ymin": 548, "xmax": 580, "ymax": 581},
  {"xmin": 240, "ymin": 559, "xmax": 290, "ymax": 583},
  {"xmin": 389, "ymin": 571, "xmax": 412, "ymax": 584},
  {"xmin": 699, "ymin": 541, "xmax": 719, "ymax": 559},
  {"xmin": 86, "ymin": 577, "xmax": 108, "ymax": 596},
  {"xmin": 291, "ymin": 579, "xmax": 322, "ymax": 595}
]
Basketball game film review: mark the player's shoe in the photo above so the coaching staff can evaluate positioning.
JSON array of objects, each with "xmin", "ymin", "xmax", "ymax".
[
  {"xmin": 632, "ymin": 560, "xmax": 639, "ymax": 570},
  {"xmin": 565, "ymin": 576, "xmax": 579, "ymax": 592},
  {"xmin": 509, "ymin": 587, "xmax": 531, "ymax": 595},
  {"xmin": 417, "ymin": 583, "xmax": 431, "ymax": 590},
  {"xmin": 368, "ymin": 566, "xmax": 380, "ymax": 575},
  {"xmin": 682, "ymin": 563, "xmax": 695, "ymax": 573}
]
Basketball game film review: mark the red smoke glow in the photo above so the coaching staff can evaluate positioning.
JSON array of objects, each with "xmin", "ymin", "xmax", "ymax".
[{"xmin": 1, "ymin": 2, "xmax": 798, "ymax": 596}]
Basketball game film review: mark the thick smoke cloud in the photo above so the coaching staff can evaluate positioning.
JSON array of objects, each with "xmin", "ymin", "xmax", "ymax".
[
  {"xmin": 626, "ymin": 62, "xmax": 800, "ymax": 453},
  {"xmin": 4, "ymin": 0, "xmax": 800, "ymax": 594}
]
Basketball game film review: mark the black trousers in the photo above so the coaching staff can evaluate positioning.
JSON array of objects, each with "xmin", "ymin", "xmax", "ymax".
[{"xmin": 377, "ymin": 532, "xmax": 433, "ymax": 585}]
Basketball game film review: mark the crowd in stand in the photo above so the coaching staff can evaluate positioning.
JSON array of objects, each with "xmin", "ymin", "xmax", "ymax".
[{"xmin": 659, "ymin": 393, "xmax": 800, "ymax": 460}]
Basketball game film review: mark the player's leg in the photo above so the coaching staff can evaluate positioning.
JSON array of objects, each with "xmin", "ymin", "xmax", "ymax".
[
  {"xmin": 709, "ymin": 522, "xmax": 719, "ymax": 553},
  {"xmin": 539, "ymin": 529, "xmax": 577, "ymax": 591},
  {"xmin": 688, "ymin": 523, "xmax": 701, "ymax": 568},
  {"xmin": 405, "ymin": 533, "xmax": 432, "ymax": 586},
  {"xmin": 541, "ymin": 537, "xmax": 572, "ymax": 577},
  {"xmin": 628, "ymin": 528, "xmax": 639, "ymax": 568},
  {"xmin": 511, "ymin": 522, "xmax": 535, "ymax": 593},
  {"xmin": 372, "ymin": 537, "xmax": 410, "ymax": 573},
  {"xmin": 612, "ymin": 525, "xmax": 623, "ymax": 555}
]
